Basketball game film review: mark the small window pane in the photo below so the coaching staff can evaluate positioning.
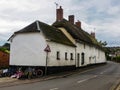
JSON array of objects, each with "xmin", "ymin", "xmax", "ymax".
[
  {"xmin": 70, "ymin": 53, "xmax": 73, "ymax": 60},
  {"xmin": 57, "ymin": 51, "xmax": 60, "ymax": 60},
  {"xmin": 65, "ymin": 52, "xmax": 68, "ymax": 60}
]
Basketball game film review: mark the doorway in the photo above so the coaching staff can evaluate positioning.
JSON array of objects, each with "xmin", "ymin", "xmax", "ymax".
[
  {"xmin": 81, "ymin": 52, "xmax": 85, "ymax": 65},
  {"xmin": 77, "ymin": 53, "xmax": 80, "ymax": 67}
]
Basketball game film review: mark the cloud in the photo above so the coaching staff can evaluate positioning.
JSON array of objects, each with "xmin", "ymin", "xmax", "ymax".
[{"xmin": 0, "ymin": 0, "xmax": 120, "ymax": 46}]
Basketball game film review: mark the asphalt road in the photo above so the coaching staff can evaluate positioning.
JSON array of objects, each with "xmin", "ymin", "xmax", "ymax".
[{"xmin": 0, "ymin": 61, "xmax": 120, "ymax": 90}]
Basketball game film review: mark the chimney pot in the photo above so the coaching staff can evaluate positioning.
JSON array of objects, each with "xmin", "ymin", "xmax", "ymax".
[
  {"xmin": 91, "ymin": 32, "xmax": 95, "ymax": 38},
  {"xmin": 56, "ymin": 6, "xmax": 63, "ymax": 21},
  {"xmin": 75, "ymin": 20, "xmax": 81, "ymax": 28},
  {"xmin": 60, "ymin": 6, "xmax": 62, "ymax": 9},
  {"xmin": 68, "ymin": 15, "xmax": 74, "ymax": 24}
]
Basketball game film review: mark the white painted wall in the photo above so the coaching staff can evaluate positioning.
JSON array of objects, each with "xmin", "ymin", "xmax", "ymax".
[
  {"xmin": 47, "ymin": 41, "xmax": 75, "ymax": 66},
  {"xmin": 10, "ymin": 32, "xmax": 76, "ymax": 67},
  {"xmin": 10, "ymin": 33, "xmax": 47, "ymax": 66},
  {"xmin": 76, "ymin": 42, "xmax": 86, "ymax": 67},
  {"xmin": 10, "ymin": 32, "xmax": 106, "ymax": 68},
  {"xmin": 76, "ymin": 42, "xmax": 106, "ymax": 67},
  {"xmin": 97, "ymin": 49, "xmax": 106, "ymax": 63}
]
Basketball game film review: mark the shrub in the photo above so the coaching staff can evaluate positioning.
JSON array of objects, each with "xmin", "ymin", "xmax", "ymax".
[
  {"xmin": 0, "ymin": 47, "xmax": 10, "ymax": 54},
  {"xmin": 116, "ymin": 56, "xmax": 120, "ymax": 62}
]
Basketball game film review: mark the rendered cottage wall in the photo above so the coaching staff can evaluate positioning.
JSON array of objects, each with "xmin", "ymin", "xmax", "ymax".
[
  {"xmin": 47, "ymin": 41, "xmax": 75, "ymax": 67},
  {"xmin": 76, "ymin": 42, "xmax": 106, "ymax": 67},
  {"xmin": 10, "ymin": 33, "xmax": 47, "ymax": 66}
]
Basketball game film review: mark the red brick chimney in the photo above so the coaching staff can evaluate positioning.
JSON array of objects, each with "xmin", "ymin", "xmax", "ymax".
[
  {"xmin": 56, "ymin": 6, "xmax": 63, "ymax": 21},
  {"xmin": 68, "ymin": 15, "xmax": 74, "ymax": 24},
  {"xmin": 91, "ymin": 32, "xmax": 95, "ymax": 38},
  {"xmin": 75, "ymin": 20, "xmax": 81, "ymax": 28}
]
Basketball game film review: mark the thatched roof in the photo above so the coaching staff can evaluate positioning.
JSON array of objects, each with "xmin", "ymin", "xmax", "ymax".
[
  {"xmin": 53, "ymin": 19, "xmax": 102, "ymax": 48},
  {"xmin": 9, "ymin": 20, "xmax": 76, "ymax": 47}
]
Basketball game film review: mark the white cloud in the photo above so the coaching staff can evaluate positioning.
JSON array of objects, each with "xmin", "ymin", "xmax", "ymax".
[
  {"xmin": 0, "ymin": 0, "xmax": 120, "ymax": 46},
  {"xmin": 0, "ymin": 18, "xmax": 29, "ymax": 33},
  {"xmin": 107, "ymin": 6, "xmax": 120, "ymax": 15}
]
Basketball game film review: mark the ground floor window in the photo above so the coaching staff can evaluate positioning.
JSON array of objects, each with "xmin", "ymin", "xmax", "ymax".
[
  {"xmin": 70, "ymin": 53, "xmax": 73, "ymax": 60},
  {"xmin": 65, "ymin": 52, "xmax": 68, "ymax": 60},
  {"xmin": 56, "ymin": 51, "xmax": 60, "ymax": 60},
  {"xmin": 77, "ymin": 53, "xmax": 80, "ymax": 67},
  {"xmin": 81, "ymin": 52, "xmax": 85, "ymax": 65}
]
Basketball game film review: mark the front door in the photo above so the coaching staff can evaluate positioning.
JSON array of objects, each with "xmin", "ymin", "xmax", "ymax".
[
  {"xmin": 81, "ymin": 53, "xmax": 85, "ymax": 65},
  {"xmin": 77, "ymin": 53, "xmax": 80, "ymax": 67}
]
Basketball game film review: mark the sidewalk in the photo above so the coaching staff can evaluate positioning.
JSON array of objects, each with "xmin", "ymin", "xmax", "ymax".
[
  {"xmin": 0, "ymin": 77, "xmax": 17, "ymax": 83},
  {"xmin": 0, "ymin": 63, "xmax": 107, "ymax": 88},
  {"xmin": 0, "ymin": 64, "xmax": 103, "ymax": 87},
  {"xmin": 116, "ymin": 83, "xmax": 120, "ymax": 90},
  {"xmin": 111, "ymin": 79, "xmax": 120, "ymax": 90},
  {"xmin": 0, "ymin": 70, "xmax": 78, "ymax": 88}
]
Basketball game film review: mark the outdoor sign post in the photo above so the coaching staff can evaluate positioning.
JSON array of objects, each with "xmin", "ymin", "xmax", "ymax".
[{"xmin": 44, "ymin": 45, "xmax": 51, "ymax": 76}]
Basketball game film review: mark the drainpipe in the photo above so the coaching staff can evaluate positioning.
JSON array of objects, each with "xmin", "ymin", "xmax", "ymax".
[
  {"xmin": 75, "ymin": 41, "xmax": 77, "ymax": 68},
  {"xmin": 75, "ymin": 47, "xmax": 77, "ymax": 68}
]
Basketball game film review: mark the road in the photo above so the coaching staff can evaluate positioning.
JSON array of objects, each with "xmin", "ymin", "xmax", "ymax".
[{"xmin": 0, "ymin": 61, "xmax": 120, "ymax": 90}]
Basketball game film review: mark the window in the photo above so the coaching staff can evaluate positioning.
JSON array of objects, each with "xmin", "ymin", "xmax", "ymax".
[
  {"xmin": 65, "ymin": 52, "xmax": 68, "ymax": 60},
  {"xmin": 70, "ymin": 53, "xmax": 74, "ymax": 60},
  {"xmin": 56, "ymin": 51, "xmax": 60, "ymax": 60},
  {"xmin": 81, "ymin": 52, "xmax": 85, "ymax": 65}
]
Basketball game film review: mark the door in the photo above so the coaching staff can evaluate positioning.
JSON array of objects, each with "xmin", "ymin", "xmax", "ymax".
[
  {"xmin": 77, "ymin": 53, "xmax": 80, "ymax": 67},
  {"xmin": 81, "ymin": 52, "xmax": 85, "ymax": 65}
]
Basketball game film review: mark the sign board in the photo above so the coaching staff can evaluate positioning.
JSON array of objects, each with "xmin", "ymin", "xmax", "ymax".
[{"xmin": 44, "ymin": 45, "xmax": 51, "ymax": 52}]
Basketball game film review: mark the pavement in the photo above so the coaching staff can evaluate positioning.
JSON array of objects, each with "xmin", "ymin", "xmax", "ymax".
[
  {"xmin": 116, "ymin": 82, "xmax": 120, "ymax": 90},
  {"xmin": 0, "ymin": 77, "xmax": 17, "ymax": 83},
  {"xmin": 0, "ymin": 69, "xmax": 90, "ymax": 88},
  {"xmin": 110, "ymin": 79, "xmax": 120, "ymax": 90},
  {"xmin": 0, "ymin": 62, "xmax": 119, "ymax": 90},
  {"xmin": 0, "ymin": 63, "xmax": 107, "ymax": 88},
  {"xmin": 0, "ymin": 71, "xmax": 77, "ymax": 88}
]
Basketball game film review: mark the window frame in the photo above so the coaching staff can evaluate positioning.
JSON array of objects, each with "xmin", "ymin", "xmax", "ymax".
[
  {"xmin": 65, "ymin": 52, "xmax": 68, "ymax": 60},
  {"xmin": 70, "ymin": 53, "xmax": 74, "ymax": 60},
  {"xmin": 56, "ymin": 51, "xmax": 60, "ymax": 60}
]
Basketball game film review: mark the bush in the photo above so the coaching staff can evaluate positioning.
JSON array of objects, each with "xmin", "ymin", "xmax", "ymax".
[
  {"xmin": 116, "ymin": 56, "xmax": 120, "ymax": 62},
  {"xmin": 0, "ymin": 47, "xmax": 10, "ymax": 54}
]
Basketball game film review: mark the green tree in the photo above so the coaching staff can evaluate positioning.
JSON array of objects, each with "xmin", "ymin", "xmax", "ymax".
[{"xmin": 99, "ymin": 41, "xmax": 107, "ymax": 47}]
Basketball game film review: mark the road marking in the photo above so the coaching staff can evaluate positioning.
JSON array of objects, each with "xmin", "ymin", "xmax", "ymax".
[
  {"xmin": 88, "ymin": 75, "xmax": 98, "ymax": 80},
  {"xmin": 77, "ymin": 79, "xmax": 88, "ymax": 83},
  {"xmin": 100, "ymin": 70, "xmax": 107, "ymax": 74},
  {"xmin": 93, "ymin": 75, "xmax": 98, "ymax": 78},
  {"xmin": 77, "ymin": 75, "xmax": 98, "ymax": 83},
  {"xmin": 100, "ymin": 72, "xmax": 103, "ymax": 74},
  {"xmin": 50, "ymin": 88, "xmax": 59, "ymax": 90},
  {"xmin": 77, "ymin": 66, "xmax": 104, "ymax": 75}
]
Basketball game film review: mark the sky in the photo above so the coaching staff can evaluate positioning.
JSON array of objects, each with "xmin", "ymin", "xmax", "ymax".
[{"xmin": 0, "ymin": 0, "xmax": 120, "ymax": 46}]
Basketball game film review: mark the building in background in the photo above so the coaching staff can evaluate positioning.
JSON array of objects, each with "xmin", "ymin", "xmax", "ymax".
[{"xmin": 0, "ymin": 50, "xmax": 9, "ymax": 68}]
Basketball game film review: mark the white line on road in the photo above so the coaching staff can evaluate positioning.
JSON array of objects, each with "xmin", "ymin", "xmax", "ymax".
[
  {"xmin": 87, "ymin": 75, "xmax": 98, "ymax": 80},
  {"xmin": 77, "ymin": 79, "xmax": 89, "ymax": 83},
  {"xmin": 93, "ymin": 75, "xmax": 98, "ymax": 78},
  {"xmin": 50, "ymin": 88, "xmax": 59, "ymax": 90},
  {"xmin": 100, "ymin": 72, "xmax": 103, "ymax": 74},
  {"xmin": 77, "ymin": 75, "xmax": 98, "ymax": 83},
  {"xmin": 100, "ymin": 70, "xmax": 107, "ymax": 74}
]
